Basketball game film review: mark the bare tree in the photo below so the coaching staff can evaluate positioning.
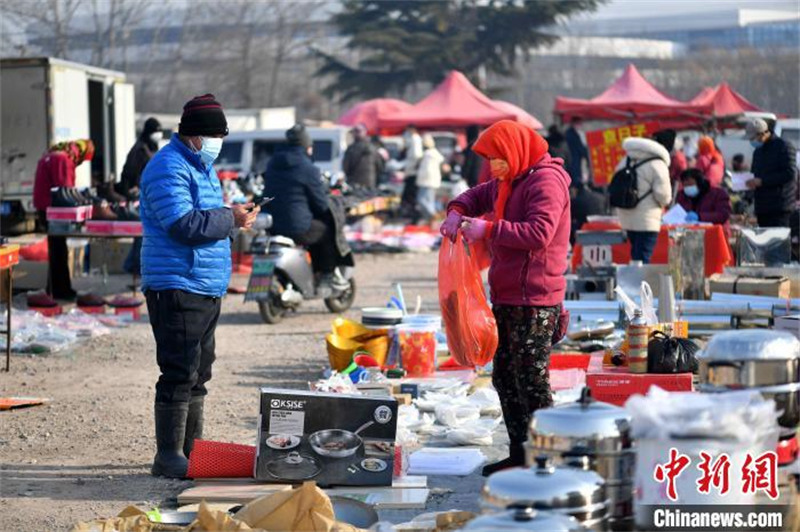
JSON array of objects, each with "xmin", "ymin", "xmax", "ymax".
[{"xmin": 0, "ymin": 0, "xmax": 82, "ymax": 59}]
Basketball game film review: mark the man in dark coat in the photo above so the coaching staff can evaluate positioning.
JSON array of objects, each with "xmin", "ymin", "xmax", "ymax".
[
  {"xmin": 746, "ymin": 118, "xmax": 798, "ymax": 228},
  {"xmin": 120, "ymin": 117, "xmax": 163, "ymax": 198},
  {"xmin": 565, "ymin": 117, "xmax": 589, "ymax": 186},
  {"xmin": 121, "ymin": 117, "xmax": 162, "ymax": 275},
  {"xmin": 546, "ymin": 124, "xmax": 571, "ymax": 168},
  {"xmin": 342, "ymin": 124, "xmax": 382, "ymax": 189},
  {"xmin": 263, "ymin": 124, "xmax": 339, "ymax": 277}
]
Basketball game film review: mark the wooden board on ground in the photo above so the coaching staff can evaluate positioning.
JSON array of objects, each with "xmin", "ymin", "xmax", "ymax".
[
  {"xmin": 192, "ymin": 475, "xmax": 428, "ymax": 489},
  {"xmin": 177, "ymin": 484, "xmax": 429, "ymax": 509}
]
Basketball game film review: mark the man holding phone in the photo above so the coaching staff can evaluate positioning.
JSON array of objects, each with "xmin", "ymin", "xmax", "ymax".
[{"xmin": 140, "ymin": 94, "xmax": 259, "ymax": 478}]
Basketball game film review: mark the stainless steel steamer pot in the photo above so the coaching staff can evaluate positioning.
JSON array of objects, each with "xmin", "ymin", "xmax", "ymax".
[
  {"xmin": 527, "ymin": 388, "xmax": 635, "ymax": 531},
  {"xmin": 481, "ymin": 456, "xmax": 608, "ymax": 532}
]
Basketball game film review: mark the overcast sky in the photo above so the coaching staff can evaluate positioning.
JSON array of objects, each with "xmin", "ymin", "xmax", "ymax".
[{"xmin": 590, "ymin": 0, "xmax": 799, "ymax": 19}]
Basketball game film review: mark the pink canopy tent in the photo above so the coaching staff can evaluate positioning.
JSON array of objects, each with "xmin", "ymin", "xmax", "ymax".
[
  {"xmin": 554, "ymin": 64, "xmax": 710, "ymax": 122},
  {"xmin": 379, "ymin": 71, "xmax": 543, "ymax": 129},
  {"xmin": 688, "ymin": 82, "xmax": 763, "ymax": 117},
  {"xmin": 337, "ymin": 98, "xmax": 413, "ymax": 135}
]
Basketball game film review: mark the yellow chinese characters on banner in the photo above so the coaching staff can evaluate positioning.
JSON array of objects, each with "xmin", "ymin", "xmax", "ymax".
[{"xmin": 586, "ymin": 122, "xmax": 660, "ymax": 186}]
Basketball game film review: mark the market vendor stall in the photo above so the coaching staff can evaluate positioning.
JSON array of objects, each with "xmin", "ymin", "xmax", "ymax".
[{"xmin": 572, "ymin": 221, "xmax": 733, "ymax": 277}]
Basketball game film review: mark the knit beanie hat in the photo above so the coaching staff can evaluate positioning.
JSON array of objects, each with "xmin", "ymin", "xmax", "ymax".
[
  {"xmin": 178, "ymin": 94, "xmax": 228, "ymax": 137},
  {"xmin": 286, "ymin": 124, "xmax": 312, "ymax": 148}
]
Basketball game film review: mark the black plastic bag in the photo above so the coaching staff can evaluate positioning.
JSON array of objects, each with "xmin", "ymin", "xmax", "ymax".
[{"xmin": 647, "ymin": 331, "xmax": 699, "ymax": 374}]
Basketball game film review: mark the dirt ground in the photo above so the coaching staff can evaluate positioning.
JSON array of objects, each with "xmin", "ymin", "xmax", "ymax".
[{"xmin": 0, "ymin": 251, "xmax": 502, "ymax": 531}]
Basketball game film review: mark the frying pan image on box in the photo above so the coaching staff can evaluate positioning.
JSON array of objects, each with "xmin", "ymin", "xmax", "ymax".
[{"xmin": 309, "ymin": 421, "xmax": 374, "ymax": 458}]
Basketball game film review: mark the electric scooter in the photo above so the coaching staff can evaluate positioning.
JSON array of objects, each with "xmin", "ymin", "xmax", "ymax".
[{"xmin": 247, "ymin": 211, "xmax": 356, "ymax": 324}]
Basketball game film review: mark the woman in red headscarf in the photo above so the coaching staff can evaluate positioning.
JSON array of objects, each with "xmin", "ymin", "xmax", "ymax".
[
  {"xmin": 440, "ymin": 120, "xmax": 572, "ymax": 475},
  {"xmin": 695, "ymin": 136, "xmax": 725, "ymax": 188}
]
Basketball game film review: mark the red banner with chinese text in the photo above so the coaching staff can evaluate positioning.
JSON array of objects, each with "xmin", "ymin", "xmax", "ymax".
[{"xmin": 586, "ymin": 122, "xmax": 660, "ymax": 186}]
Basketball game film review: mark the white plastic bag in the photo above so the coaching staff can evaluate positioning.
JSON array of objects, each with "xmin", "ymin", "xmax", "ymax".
[
  {"xmin": 446, "ymin": 427, "xmax": 494, "ymax": 446},
  {"xmin": 640, "ymin": 281, "xmax": 658, "ymax": 325},
  {"xmin": 434, "ymin": 404, "xmax": 481, "ymax": 428}
]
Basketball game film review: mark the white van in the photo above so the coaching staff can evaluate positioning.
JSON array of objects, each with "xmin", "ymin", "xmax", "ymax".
[{"xmin": 215, "ymin": 127, "xmax": 349, "ymax": 179}]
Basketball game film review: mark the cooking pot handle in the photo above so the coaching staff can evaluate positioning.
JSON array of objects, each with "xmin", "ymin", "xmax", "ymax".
[
  {"xmin": 354, "ymin": 420, "xmax": 375, "ymax": 435},
  {"xmin": 579, "ymin": 387, "xmax": 593, "ymax": 407}
]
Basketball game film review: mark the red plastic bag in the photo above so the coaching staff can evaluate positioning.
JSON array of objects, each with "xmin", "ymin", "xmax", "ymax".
[{"xmin": 438, "ymin": 233, "xmax": 499, "ymax": 366}]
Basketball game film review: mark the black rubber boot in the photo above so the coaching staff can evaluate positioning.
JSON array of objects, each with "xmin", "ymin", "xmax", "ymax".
[
  {"xmin": 482, "ymin": 443, "xmax": 526, "ymax": 477},
  {"xmin": 151, "ymin": 402, "xmax": 189, "ymax": 478},
  {"xmin": 183, "ymin": 396, "xmax": 204, "ymax": 459}
]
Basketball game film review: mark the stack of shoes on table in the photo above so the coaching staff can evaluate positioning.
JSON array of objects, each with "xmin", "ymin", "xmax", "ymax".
[
  {"xmin": 108, "ymin": 295, "xmax": 142, "ymax": 308},
  {"xmin": 113, "ymin": 201, "xmax": 140, "ymax": 221},
  {"xmin": 91, "ymin": 199, "xmax": 118, "ymax": 220},
  {"xmin": 50, "ymin": 187, "xmax": 98, "ymax": 208}
]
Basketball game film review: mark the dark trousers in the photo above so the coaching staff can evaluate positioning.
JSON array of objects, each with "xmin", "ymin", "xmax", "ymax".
[
  {"xmin": 627, "ymin": 230, "xmax": 659, "ymax": 264},
  {"xmin": 757, "ymin": 211, "xmax": 792, "ymax": 228},
  {"xmin": 37, "ymin": 211, "xmax": 73, "ymax": 298},
  {"xmin": 292, "ymin": 219, "xmax": 338, "ymax": 274},
  {"xmin": 492, "ymin": 305, "xmax": 559, "ymax": 445},
  {"xmin": 146, "ymin": 289, "xmax": 221, "ymax": 404}
]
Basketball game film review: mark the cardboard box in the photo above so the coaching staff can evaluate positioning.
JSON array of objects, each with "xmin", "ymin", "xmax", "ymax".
[
  {"xmin": 708, "ymin": 274, "xmax": 791, "ymax": 299},
  {"xmin": 256, "ymin": 388, "xmax": 397, "ymax": 487},
  {"xmin": 586, "ymin": 371, "xmax": 693, "ymax": 406},
  {"xmin": 775, "ymin": 315, "xmax": 800, "ymax": 340}
]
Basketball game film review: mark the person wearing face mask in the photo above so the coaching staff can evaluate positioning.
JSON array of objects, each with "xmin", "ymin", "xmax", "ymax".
[
  {"xmin": 120, "ymin": 117, "xmax": 163, "ymax": 276},
  {"xmin": 745, "ymin": 118, "xmax": 798, "ymax": 228},
  {"xmin": 440, "ymin": 120, "xmax": 571, "ymax": 475},
  {"xmin": 120, "ymin": 117, "xmax": 163, "ymax": 199},
  {"xmin": 140, "ymin": 94, "xmax": 259, "ymax": 478},
  {"xmin": 675, "ymin": 168, "xmax": 731, "ymax": 233}
]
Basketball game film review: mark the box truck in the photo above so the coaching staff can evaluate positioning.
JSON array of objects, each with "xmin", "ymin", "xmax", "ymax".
[{"xmin": 1, "ymin": 57, "xmax": 136, "ymax": 232}]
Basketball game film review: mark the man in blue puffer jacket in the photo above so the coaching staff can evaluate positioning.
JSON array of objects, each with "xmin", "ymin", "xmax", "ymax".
[{"xmin": 140, "ymin": 94, "xmax": 259, "ymax": 478}]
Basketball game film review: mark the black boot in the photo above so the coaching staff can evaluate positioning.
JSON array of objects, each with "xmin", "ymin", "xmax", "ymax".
[
  {"xmin": 482, "ymin": 443, "xmax": 526, "ymax": 477},
  {"xmin": 184, "ymin": 396, "xmax": 204, "ymax": 459},
  {"xmin": 152, "ymin": 402, "xmax": 189, "ymax": 478}
]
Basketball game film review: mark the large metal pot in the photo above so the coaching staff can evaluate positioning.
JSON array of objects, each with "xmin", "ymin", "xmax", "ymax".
[
  {"xmin": 481, "ymin": 456, "xmax": 608, "ymax": 531},
  {"xmin": 462, "ymin": 505, "xmax": 584, "ymax": 532},
  {"xmin": 527, "ymin": 388, "xmax": 634, "ymax": 531},
  {"xmin": 698, "ymin": 330, "xmax": 800, "ymax": 388},
  {"xmin": 700, "ymin": 382, "xmax": 800, "ymax": 430}
]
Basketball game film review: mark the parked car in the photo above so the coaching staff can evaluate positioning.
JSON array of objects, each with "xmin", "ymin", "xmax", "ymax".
[{"xmin": 215, "ymin": 127, "xmax": 349, "ymax": 181}]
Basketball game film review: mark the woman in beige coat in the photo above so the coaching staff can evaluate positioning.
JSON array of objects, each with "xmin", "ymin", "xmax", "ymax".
[{"xmin": 615, "ymin": 137, "xmax": 672, "ymax": 263}]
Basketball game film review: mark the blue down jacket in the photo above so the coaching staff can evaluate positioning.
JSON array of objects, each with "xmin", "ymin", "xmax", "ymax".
[{"xmin": 140, "ymin": 134, "xmax": 232, "ymax": 297}]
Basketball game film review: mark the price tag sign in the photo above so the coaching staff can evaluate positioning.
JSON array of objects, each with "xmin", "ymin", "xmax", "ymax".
[{"xmin": 244, "ymin": 257, "xmax": 276, "ymax": 302}]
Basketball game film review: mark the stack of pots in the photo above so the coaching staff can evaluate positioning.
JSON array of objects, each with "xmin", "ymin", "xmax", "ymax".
[
  {"xmin": 527, "ymin": 388, "xmax": 635, "ymax": 531},
  {"xmin": 481, "ymin": 455, "xmax": 608, "ymax": 531},
  {"xmin": 698, "ymin": 330, "xmax": 800, "ymax": 473},
  {"xmin": 463, "ymin": 504, "xmax": 584, "ymax": 532},
  {"xmin": 698, "ymin": 330, "xmax": 800, "ymax": 435}
]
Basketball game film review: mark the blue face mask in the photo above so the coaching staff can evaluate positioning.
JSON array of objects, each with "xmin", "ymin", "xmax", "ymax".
[
  {"xmin": 198, "ymin": 137, "xmax": 223, "ymax": 165},
  {"xmin": 684, "ymin": 185, "xmax": 699, "ymax": 198},
  {"xmin": 750, "ymin": 139, "xmax": 763, "ymax": 148}
]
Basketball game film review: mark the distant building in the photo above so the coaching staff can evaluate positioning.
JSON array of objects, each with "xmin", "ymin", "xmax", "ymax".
[{"xmin": 563, "ymin": 8, "xmax": 800, "ymax": 52}]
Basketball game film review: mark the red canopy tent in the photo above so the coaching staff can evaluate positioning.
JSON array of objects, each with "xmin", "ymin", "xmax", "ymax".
[
  {"xmin": 337, "ymin": 98, "xmax": 413, "ymax": 135},
  {"xmin": 379, "ymin": 71, "xmax": 543, "ymax": 129},
  {"xmin": 688, "ymin": 82, "xmax": 763, "ymax": 117},
  {"xmin": 554, "ymin": 64, "xmax": 710, "ymax": 122}
]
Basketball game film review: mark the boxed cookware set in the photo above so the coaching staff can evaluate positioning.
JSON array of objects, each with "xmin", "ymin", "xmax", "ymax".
[{"xmin": 255, "ymin": 388, "xmax": 397, "ymax": 487}]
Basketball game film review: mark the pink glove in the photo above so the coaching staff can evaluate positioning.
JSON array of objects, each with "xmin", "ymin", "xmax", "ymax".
[
  {"xmin": 440, "ymin": 210, "xmax": 463, "ymax": 242},
  {"xmin": 461, "ymin": 217, "xmax": 493, "ymax": 243}
]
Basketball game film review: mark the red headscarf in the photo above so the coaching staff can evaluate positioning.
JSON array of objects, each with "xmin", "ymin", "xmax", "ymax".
[
  {"xmin": 697, "ymin": 136, "xmax": 717, "ymax": 157},
  {"xmin": 472, "ymin": 120, "xmax": 549, "ymax": 220}
]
